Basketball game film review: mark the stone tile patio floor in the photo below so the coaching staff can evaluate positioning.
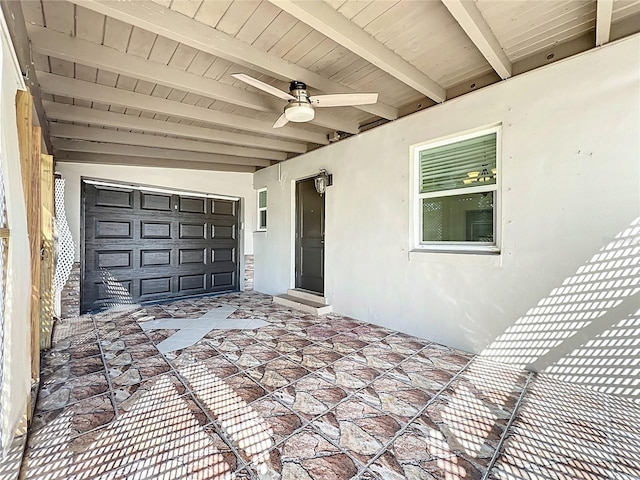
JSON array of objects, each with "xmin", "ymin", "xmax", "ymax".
[{"xmin": 20, "ymin": 292, "xmax": 640, "ymax": 479}]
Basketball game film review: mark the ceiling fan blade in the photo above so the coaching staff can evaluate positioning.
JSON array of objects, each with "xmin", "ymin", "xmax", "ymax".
[
  {"xmin": 231, "ymin": 73, "xmax": 295, "ymax": 101},
  {"xmin": 311, "ymin": 93, "xmax": 378, "ymax": 107},
  {"xmin": 273, "ymin": 113, "xmax": 289, "ymax": 128}
]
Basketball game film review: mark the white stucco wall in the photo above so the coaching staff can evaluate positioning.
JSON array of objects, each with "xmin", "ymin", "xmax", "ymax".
[
  {"xmin": 0, "ymin": 20, "xmax": 31, "ymax": 452},
  {"xmin": 55, "ymin": 163, "xmax": 257, "ymax": 263},
  {"xmin": 254, "ymin": 35, "xmax": 640, "ymax": 355}
]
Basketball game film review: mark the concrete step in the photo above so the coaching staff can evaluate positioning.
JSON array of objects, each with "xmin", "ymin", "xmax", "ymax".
[
  {"xmin": 273, "ymin": 294, "xmax": 332, "ymax": 315},
  {"xmin": 287, "ymin": 289, "xmax": 328, "ymax": 305}
]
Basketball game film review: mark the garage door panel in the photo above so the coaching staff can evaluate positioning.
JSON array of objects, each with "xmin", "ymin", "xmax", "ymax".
[
  {"xmin": 95, "ymin": 250, "xmax": 133, "ymax": 269},
  {"xmin": 179, "ymin": 248, "xmax": 206, "ymax": 265},
  {"xmin": 179, "ymin": 196, "xmax": 206, "ymax": 214},
  {"xmin": 96, "ymin": 280, "xmax": 133, "ymax": 300},
  {"xmin": 211, "ymin": 248, "xmax": 235, "ymax": 264},
  {"xmin": 179, "ymin": 223, "xmax": 207, "ymax": 239},
  {"xmin": 140, "ymin": 192, "xmax": 172, "ymax": 211},
  {"xmin": 211, "ymin": 199, "xmax": 235, "ymax": 216},
  {"xmin": 140, "ymin": 249, "xmax": 172, "ymax": 267},
  {"xmin": 94, "ymin": 187, "xmax": 134, "ymax": 209},
  {"xmin": 140, "ymin": 277, "xmax": 172, "ymax": 296},
  {"xmin": 178, "ymin": 274, "xmax": 206, "ymax": 293},
  {"xmin": 82, "ymin": 182, "xmax": 240, "ymax": 312},
  {"xmin": 212, "ymin": 224, "xmax": 236, "ymax": 240},
  {"xmin": 94, "ymin": 219, "xmax": 133, "ymax": 239},
  {"xmin": 141, "ymin": 221, "xmax": 173, "ymax": 239},
  {"xmin": 212, "ymin": 271, "xmax": 235, "ymax": 289}
]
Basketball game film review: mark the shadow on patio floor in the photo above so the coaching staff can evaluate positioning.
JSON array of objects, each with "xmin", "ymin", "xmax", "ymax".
[{"xmin": 18, "ymin": 292, "xmax": 640, "ymax": 479}]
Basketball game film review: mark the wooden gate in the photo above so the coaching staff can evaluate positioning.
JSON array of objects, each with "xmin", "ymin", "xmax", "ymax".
[
  {"xmin": 40, "ymin": 154, "xmax": 54, "ymax": 349},
  {"xmin": 16, "ymin": 90, "xmax": 55, "ymax": 388}
]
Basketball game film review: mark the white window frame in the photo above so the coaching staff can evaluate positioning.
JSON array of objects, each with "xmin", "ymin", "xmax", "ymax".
[
  {"xmin": 411, "ymin": 125, "xmax": 502, "ymax": 254},
  {"xmin": 257, "ymin": 188, "xmax": 267, "ymax": 231}
]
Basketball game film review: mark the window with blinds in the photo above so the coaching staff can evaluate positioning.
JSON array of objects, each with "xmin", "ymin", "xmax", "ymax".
[
  {"xmin": 414, "ymin": 127, "xmax": 500, "ymax": 252},
  {"xmin": 257, "ymin": 188, "xmax": 267, "ymax": 231}
]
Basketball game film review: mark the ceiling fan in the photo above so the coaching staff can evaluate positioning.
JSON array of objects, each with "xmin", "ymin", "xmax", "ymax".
[{"xmin": 231, "ymin": 73, "xmax": 379, "ymax": 128}]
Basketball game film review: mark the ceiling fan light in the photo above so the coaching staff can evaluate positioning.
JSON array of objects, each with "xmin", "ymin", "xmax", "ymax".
[{"xmin": 284, "ymin": 103, "xmax": 315, "ymax": 123}]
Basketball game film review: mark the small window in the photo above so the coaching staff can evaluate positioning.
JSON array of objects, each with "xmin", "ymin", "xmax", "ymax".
[
  {"xmin": 414, "ymin": 127, "xmax": 500, "ymax": 253},
  {"xmin": 257, "ymin": 188, "xmax": 267, "ymax": 231}
]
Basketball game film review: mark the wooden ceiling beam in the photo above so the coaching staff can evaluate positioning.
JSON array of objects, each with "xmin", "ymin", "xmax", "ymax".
[
  {"xmin": 399, "ymin": 14, "xmax": 640, "ymax": 117},
  {"xmin": 596, "ymin": 0, "xmax": 614, "ymax": 46},
  {"xmin": 38, "ymin": 72, "xmax": 329, "ymax": 145},
  {"xmin": 55, "ymin": 151, "xmax": 257, "ymax": 173},
  {"xmin": 270, "ymin": 0, "xmax": 446, "ymax": 103},
  {"xmin": 65, "ymin": 0, "xmax": 398, "ymax": 120},
  {"xmin": 48, "ymin": 122, "xmax": 284, "ymax": 161},
  {"xmin": 28, "ymin": 24, "xmax": 280, "ymax": 113},
  {"xmin": 51, "ymin": 138, "xmax": 271, "ymax": 167},
  {"xmin": 27, "ymin": 25, "xmax": 359, "ymax": 134},
  {"xmin": 441, "ymin": 0, "xmax": 512, "ymax": 79},
  {"xmin": 43, "ymin": 101, "xmax": 306, "ymax": 153},
  {"xmin": 50, "ymin": 127, "xmax": 274, "ymax": 165}
]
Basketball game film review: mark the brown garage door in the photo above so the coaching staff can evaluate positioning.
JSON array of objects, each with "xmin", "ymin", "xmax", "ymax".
[{"xmin": 81, "ymin": 180, "xmax": 240, "ymax": 313}]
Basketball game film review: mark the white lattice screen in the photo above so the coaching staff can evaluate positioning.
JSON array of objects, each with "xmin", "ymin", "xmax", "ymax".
[{"xmin": 53, "ymin": 177, "xmax": 75, "ymax": 318}]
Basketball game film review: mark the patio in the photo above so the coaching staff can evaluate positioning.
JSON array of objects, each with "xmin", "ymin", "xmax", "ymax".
[{"xmin": 19, "ymin": 292, "xmax": 640, "ymax": 479}]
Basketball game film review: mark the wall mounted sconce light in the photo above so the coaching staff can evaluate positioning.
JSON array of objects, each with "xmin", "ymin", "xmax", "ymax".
[{"xmin": 314, "ymin": 169, "xmax": 333, "ymax": 195}]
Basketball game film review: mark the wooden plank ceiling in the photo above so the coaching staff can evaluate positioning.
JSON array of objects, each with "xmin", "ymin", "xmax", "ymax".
[{"xmin": 18, "ymin": 0, "xmax": 640, "ymax": 172}]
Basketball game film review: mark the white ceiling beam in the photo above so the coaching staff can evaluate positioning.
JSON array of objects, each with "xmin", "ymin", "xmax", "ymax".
[
  {"xmin": 51, "ymin": 138, "xmax": 271, "ymax": 167},
  {"xmin": 27, "ymin": 25, "xmax": 359, "ymax": 134},
  {"xmin": 38, "ymin": 72, "xmax": 329, "ymax": 145},
  {"xmin": 43, "ymin": 101, "xmax": 306, "ymax": 153},
  {"xmin": 55, "ymin": 151, "xmax": 257, "ymax": 173},
  {"xmin": 28, "ymin": 24, "xmax": 280, "ymax": 113},
  {"xmin": 65, "ymin": 0, "xmax": 398, "ymax": 120},
  {"xmin": 270, "ymin": 0, "xmax": 446, "ymax": 103},
  {"xmin": 50, "ymin": 129, "xmax": 273, "ymax": 166},
  {"xmin": 441, "ymin": 0, "xmax": 512, "ymax": 79},
  {"xmin": 48, "ymin": 121, "xmax": 284, "ymax": 161},
  {"xmin": 596, "ymin": 0, "xmax": 614, "ymax": 46}
]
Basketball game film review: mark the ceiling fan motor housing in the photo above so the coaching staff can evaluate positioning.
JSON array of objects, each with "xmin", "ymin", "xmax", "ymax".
[
  {"xmin": 285, "ymin": 80, "xmax": 315, "ymax": 122},
  {"xmin": 289, "ymin": 80, "xmax": 307, "ymax": 91}
]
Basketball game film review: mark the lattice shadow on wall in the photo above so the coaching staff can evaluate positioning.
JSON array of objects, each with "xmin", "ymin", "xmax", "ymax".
[{"xmin": 483, "ymin": 217, "xmax": 640, "ymax": 403}]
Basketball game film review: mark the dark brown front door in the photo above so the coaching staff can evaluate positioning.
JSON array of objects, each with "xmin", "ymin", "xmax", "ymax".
[
  {"xmin": 295, "ymin": 178, "xmax": 325, "ymax": 294},
  {"xmin": 81, "ymin": 181, "xmax": 239, "ymax": 312}
]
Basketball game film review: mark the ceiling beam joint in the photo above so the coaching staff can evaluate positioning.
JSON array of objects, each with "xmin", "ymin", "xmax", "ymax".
[
  {"xmin": 269, "ymin": 0, "xmax": 446, "ymax": 103},
  {"xmin": 596, "ymin": 0, "xmax": 614, "ymax": 46},
  {"xmin": 441, "ymin": 0, "xmax": 512, "ymax": 79}
]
